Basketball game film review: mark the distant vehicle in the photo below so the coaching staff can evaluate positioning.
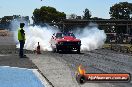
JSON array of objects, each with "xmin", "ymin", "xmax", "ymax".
[{"xmin": 50, "ymin": 32, "xmax": 81, "ymax": 53}]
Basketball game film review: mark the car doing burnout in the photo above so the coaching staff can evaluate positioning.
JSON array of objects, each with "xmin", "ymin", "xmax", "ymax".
[{"xmin": 50, "ymin": 32, "xmax": 81, "ymax": 53}]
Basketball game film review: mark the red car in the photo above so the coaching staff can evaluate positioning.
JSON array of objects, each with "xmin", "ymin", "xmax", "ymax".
[{"xmin": 50, "ymin": 32, "xmax": 81, "ymax": 53}]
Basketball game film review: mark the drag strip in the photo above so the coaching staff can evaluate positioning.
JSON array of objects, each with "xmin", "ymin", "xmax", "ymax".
[{"xmin": 29, "ymin": 49, "xmax": 132, "ymax": 87}]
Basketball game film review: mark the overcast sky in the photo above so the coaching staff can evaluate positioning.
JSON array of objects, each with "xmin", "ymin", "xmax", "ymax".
[{"xmin": 0, "ymin": 0, "xmax": 131, "ymax": 23}]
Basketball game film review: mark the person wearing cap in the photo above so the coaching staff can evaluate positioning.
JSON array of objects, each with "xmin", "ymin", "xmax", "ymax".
[{"xmin": 18, "ymin": 23, "xmax": 27, "ymax": 58}]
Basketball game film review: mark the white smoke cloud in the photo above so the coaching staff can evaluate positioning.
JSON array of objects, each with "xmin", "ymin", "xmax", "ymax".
[
  {"xmin": 11, "ymin": 20, "xmax": 106, "ymax": 51},
  {"xmin": 10, "ymin": 18, "xmax": 29, "ymax": 44},
  {"xmin": 23, "ymin": 26, "xmax": 59, "ymax": 51},
  {"xmin": 74, "ymin": 23, "xmax": 106, "ymax": 51},
  {"xmin": 10, "ymin": 19, "xmax": 59, "ymax": 51}
]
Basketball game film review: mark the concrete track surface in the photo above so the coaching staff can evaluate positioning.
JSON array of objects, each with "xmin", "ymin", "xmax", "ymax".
[{"xmin": 28, "ymin": 49, "xmax": 132, "ymax": 87}]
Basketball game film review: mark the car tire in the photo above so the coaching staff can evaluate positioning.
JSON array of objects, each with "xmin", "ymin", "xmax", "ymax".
[
  {"xmin": 52, "ymin": 48, "xmax": 56, "ymax": 53},
  {"xmin": 56, "ymin": 45, "xmax": 59, "ymax": 53},
  {"xmin": 77, "ymin": 47, "xmax": 80, "ymax": 54}
]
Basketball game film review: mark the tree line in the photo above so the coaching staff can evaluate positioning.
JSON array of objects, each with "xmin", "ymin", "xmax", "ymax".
[{"xmin": 32, "ymin": 2, "xmax": 132, "ymax": 25}]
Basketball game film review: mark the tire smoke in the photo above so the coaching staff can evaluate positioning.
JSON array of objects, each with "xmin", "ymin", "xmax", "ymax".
[
  {"xmin": 73, "ymin": 23, "xmax": 106, "ymax": 51},
  {"xmin": 24, "ymin": 26, "xmax": 59, "ymax": 51},
  {"xmin": 11, "ymin": 20, "xmax": 106, "ymax": 51},
  {"xmin": 10, "ymin": 20, "xmax": 59, "ymax": 51}
]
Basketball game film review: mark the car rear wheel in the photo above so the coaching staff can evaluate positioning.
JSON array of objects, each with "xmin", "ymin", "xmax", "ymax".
[
  {"xmin": 77, "ymin": 47, "xmax": 80, "ymax": 54},
  {"xmin": 52, "ymin": 48, "xmax": 56, "ymax": 53},
  {"xmin": 56, "ymin": 45, "xmax": 59, "ymax": 53}
]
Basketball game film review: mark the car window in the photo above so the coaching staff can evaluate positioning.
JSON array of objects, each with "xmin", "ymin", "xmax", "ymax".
[
  {"xmin": 56, "ymin": 33, "xmax": 62, "ymax": 38},
  {"xmin": 63, "ymin": 33, "xmax": 75, "ymax": 37}
]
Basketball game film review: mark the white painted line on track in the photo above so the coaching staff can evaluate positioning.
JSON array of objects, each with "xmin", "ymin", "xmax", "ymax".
[
  {"xmin": 33, "ymin": 69, "xmax": 52, "ymax": 87},
  {"xmin": 0, "ymin": 66, "xmax": 36, "ymax": 70},
  {"xmin": 0, "ymin": 54, "xmax": 8, "ymax": 56}
]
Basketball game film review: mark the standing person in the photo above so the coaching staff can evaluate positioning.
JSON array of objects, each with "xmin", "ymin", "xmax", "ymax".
[{"xmin": 18, "ymin": 23, "xmax": 27, "ymax": 58}]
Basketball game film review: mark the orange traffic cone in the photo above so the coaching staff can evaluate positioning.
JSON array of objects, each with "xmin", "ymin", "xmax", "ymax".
[{"xmin": 37, "ymin": 42, "xmax": 41, "ymax": 54}]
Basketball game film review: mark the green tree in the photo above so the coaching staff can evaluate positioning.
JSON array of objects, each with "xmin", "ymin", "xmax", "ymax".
[
  {"xmin": 68, "ymin": 14, "xmax": 77, "ymax": 19},
  {"xmin": 109, "ymin": 2, "xmax": 132, "ymax": 19},
  {"xmin": 83, "ymin": 8, "xmax": 91, "ymax": 19},
  {"xmin": 32, "ymin": 6, "xmax": 66, "ymax": 25}
]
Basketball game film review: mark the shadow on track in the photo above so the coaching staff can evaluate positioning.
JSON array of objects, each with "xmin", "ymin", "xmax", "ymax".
[{"xmin": 58, "ymin": 51, "xmax": 84, "ymax": 54}]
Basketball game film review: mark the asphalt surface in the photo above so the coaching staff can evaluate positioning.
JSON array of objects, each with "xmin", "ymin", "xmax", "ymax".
[
  {"xmin": 0, "ymin": 33, "xmax": 15, "ymax": 45},
  {"xmin": 0, "ymin": 54, "xmax": 37, "ymax": 69},
  {"xmin": 0, "ymin": 35, "xmax": 132, "ymax": 87},
  {"xmin": 29, "ymin": 49, "xmax": 132, "ymax": 87}
]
